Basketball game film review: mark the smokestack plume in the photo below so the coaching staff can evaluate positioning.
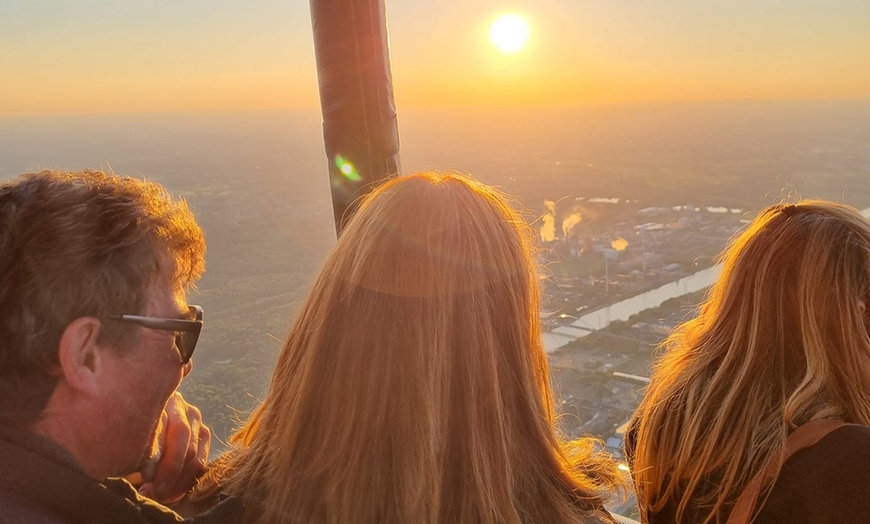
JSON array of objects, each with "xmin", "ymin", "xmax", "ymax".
[
  {"xmin": 562, "ymin": 213, "xmax": 582, "ymax": 236},
  {"xmin": 540, "ymin": 200, "xmax": 556, "ymax": 242}
]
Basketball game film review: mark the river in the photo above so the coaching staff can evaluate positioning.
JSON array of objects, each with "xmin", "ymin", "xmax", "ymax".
[{"xmin": 544, "ymin": 206, "xmax": 870, "ymax": 353}]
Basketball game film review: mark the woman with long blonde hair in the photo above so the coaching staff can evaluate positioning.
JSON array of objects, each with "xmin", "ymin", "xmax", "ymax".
[
  {"xmin": 192, "ymin": 172, "xmax": 620, "ymax": 523},
  {"xmin": 627, "ymin": 201, "xmax": 870, "ymax": 523}
]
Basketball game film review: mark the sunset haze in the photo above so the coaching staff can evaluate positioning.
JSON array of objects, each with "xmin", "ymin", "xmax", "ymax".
[{"xmin": 1, "ymin": 0, "xmax": 868, "ymax": 116}]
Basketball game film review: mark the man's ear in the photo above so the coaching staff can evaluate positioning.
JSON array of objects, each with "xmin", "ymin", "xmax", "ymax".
[{"xmin": 57, "ymin": 317, "xmax": 104, "ymax": 396}]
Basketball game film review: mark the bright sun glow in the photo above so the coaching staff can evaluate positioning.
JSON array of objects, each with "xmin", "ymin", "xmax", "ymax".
[{"xmin": 489, "ymin": 15, "xmax": 530, "ymax": 54}]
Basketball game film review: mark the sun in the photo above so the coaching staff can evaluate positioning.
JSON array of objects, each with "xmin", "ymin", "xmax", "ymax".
[{"xmin": 489, "ymin": 15, "xmax": 530, "ymax": 55}]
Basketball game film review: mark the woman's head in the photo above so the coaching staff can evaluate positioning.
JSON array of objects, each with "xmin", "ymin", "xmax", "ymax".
[
  {"xmin": 307, "ymin": 171, "xmax": 550, "ymax": 437},
  {"xmin": 629, "ymin": 201, "xmax": 870, "ymax": 521},
  {"xmin": 205, "ymin": 172, "xmax": 616, "ymax": 523},
  {"xmin": 703, "ymin": 202, "xmax": 870, "ymax": 422}
]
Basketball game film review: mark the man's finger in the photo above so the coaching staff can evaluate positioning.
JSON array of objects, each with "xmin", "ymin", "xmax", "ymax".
[
  {"xmin": 148, "ymin": 392, "xmax": 193, "ymax": 502},
  {"xmin": 167, "ymin": 423, "xmax": 211, "ymax": 499}
]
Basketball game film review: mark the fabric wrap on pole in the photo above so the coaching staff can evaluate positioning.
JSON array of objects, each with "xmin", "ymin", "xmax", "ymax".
[{"xmin": 310, "ymin": 0, "xmax": 401, "ymax": 234}]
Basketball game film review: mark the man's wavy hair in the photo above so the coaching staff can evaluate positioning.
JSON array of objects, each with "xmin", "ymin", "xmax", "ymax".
[{"xmin": 0, "ymin": 170, "xmax": 205, "ymax": 425}]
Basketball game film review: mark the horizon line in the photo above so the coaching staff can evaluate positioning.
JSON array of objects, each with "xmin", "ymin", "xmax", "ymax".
[{"xmin": 2, "ymin": 96, "xmax": 870, "ymax": 121}]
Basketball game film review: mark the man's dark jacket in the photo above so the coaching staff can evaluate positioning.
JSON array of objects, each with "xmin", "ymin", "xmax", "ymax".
[{"xmin": 0, "ymin": 423, "xmax": 243, "ymax": 524}]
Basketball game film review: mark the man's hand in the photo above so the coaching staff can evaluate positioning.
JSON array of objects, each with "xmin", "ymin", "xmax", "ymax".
[{"xmin": 136, "ymin": 391, "xmax": 211, "ymax": 503}]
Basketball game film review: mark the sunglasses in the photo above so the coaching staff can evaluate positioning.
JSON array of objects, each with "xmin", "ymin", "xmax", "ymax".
[{"xmin": 106, "ymin": 305, "xmax": 203, "ymax": 365}]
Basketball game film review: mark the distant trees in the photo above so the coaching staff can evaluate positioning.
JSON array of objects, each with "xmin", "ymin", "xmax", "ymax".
[{"xmin": 181, "ymin": 350, "xmax": 273, "ymax": 451}]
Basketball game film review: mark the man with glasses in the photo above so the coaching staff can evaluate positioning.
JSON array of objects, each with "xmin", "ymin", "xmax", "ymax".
[{"xmin": 0, "ymin": 170, "xmax": 242, "ymax": 522}]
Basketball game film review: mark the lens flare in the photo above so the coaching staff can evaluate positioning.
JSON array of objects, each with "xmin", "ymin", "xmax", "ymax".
[
  {"xmin": 334, "ymin": 154, "xmax": 361, "ymax": 182},
  {"xmin": 489, "ymin": 15, "xmax": 530, "ymax": 54}
]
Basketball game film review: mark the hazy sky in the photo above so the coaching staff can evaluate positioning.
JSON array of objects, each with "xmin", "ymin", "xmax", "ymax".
[{"xmin": 1, "ymin": 0, "xmax": 868, "ymax": 116}]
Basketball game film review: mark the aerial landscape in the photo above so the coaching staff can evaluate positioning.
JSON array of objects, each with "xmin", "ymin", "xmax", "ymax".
[
  {"xmin": 2, "ymin": 1, "xmax": 870, "ymax": 521},
  {"xmin": 2, "ymin": 101, "xmax": 869, "ymax": 447},
  {"xmin": 199, "ymin": 103, "xmax": 870, "ymax": 446}
]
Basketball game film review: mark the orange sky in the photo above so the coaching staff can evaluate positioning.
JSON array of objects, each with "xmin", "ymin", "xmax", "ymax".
[{"xmin": 1, "ymin": 1, "xmax": 868, "ymax": 117}]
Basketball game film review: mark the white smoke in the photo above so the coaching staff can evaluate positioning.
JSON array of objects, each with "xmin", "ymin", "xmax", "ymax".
[
  {"xmin": 540, "ymin": 200, "xmax": 556, "ymax": 242},
  {"xmin": 562, "ymin": 212, "xmax": 582, "ymax": 237}
]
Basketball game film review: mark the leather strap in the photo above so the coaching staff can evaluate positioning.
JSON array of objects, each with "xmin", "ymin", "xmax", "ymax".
[{"xmin": 726, "ymin": 419, "xmax": 851, "ymax": 524}]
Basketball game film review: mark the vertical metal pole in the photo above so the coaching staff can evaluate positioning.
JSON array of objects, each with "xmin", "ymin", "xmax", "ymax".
[{"xmin": 309, "ymin": 0, "xmax": 402, "ymax": 235}]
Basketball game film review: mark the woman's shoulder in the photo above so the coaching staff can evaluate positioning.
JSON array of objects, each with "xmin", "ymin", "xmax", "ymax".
[
  {"xmin": 815, "ymin": 422, "xmax": 870, "ymax": 446},
  {"xmin": 171, "ymin": 491, "xmax": 244, "ymax": 523},
  {"xmin": 790, "ymin": 423, "xmax": 870, "ymax": 468},
  {"xmin": 782, "ymin": 423, "xmax": 870, "ymax": 486},
  {"xmin": 754, "ymin": 424, "xmax": 870, "ymax": 523},
  {"xmin": 185, "ymin": 495, "xmax": 245, "ymax": 524}
]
